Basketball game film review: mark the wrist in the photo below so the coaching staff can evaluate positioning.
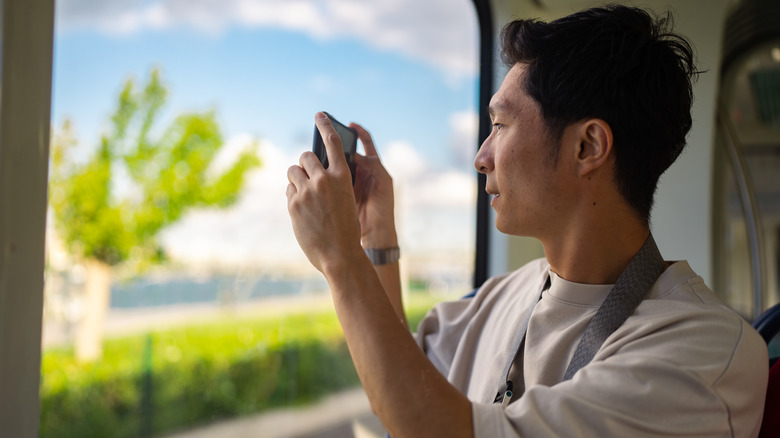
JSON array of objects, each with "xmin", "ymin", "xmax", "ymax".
[
  {"xmin": 361, "ymin": 228, "xmax": 398, "ymax": 249},
  {"xmin": 320, "ymin": 245, "xmax": 368, "ymax": 280},
  {"xmin": 321, "ymin": 249, "xmax": 376, "ymax": 296}
]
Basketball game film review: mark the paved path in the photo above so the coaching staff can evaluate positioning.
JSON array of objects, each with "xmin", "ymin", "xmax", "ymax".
[{"xmin": 160, "ymin": 387, "xmax": 386, "ymax": 438}]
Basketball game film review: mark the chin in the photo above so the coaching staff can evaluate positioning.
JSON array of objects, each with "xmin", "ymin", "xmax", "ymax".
[
  {"xmin": 495, "ymin": 217, "xmax": 536, "ymax": 238},
  {"xmin": 495, "ymin": 218, "xmax": 518, "ymax": 235}
]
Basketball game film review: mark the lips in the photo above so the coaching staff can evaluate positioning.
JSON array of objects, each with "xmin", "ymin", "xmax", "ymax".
[
  {"xmin": 488, "ymin": 190, "xmax": 500, "ymax": 206},
  {"xmin": 485, "ymin": 183, "xmax": 500, "ymax": 205}
]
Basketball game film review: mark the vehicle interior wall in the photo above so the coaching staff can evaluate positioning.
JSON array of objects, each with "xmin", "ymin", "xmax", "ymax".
[
  {"xmin": 716, "ymin": 31, "xmax": 780, "ymax": 316},
  {"xmin": 486, "ymin": 0, "xmax": 729, "ymax": 287}
]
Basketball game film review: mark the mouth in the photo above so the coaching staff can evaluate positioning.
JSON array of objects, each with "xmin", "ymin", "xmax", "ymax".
[{"xmin": 487, "ymin": 189, "xmax": 500, "ymax": 206}]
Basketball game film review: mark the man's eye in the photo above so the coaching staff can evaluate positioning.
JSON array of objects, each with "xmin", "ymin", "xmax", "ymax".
[{"xmin": 493, "ymin": 123, "xmax": 503, "ymax": 131}]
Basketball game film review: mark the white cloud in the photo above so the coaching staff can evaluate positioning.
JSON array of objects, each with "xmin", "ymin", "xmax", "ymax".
[
  {"xmin": 411, "ymin": 171, "xmax": 476, "ymax": 208},
  {"xmin": 56, "ymin": 0, "xmax": 478, "ymax": 78},
  {"xmin": 159, "ymin": 131, "xmax": 477, "ymax": 270},
  {"xmin": 449, "ymin": 109, "xmax": 479, "ymax": 169},
  {"xmin": 159, "ymin": 138, "xmax": 311, "ymax": 271},
  {"xmin": 206, "ymin": 133, "xmax": 259, "ymax": 177},
  {"xmin": 383, "ymin": 140, "xmax": 475, "ymax": 208},
  {"xmin": 382, "ymin": 141, "xmax": 428, "ymax": 182}
]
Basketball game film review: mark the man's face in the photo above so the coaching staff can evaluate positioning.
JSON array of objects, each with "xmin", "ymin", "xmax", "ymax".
[{"xmin": 474, "ymin": 63, "xmax": 576, "ymax": 238}]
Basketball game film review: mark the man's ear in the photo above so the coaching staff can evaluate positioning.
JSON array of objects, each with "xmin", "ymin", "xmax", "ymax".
[{"xmin": 575, "ymin": 119, "xmax": 613, "ymax": 177}]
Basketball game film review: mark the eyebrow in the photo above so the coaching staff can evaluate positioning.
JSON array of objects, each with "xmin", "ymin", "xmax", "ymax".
[{"xmin": 488, "ymin": 101, "xmax": 511, "ymax": 119}]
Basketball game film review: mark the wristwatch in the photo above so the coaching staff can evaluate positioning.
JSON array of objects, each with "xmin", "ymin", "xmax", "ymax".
[{"xmin": 364, "ymin": 247, "xmax": 401, "ymax": 265}]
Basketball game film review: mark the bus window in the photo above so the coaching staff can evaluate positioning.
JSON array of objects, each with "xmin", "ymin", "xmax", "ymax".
[{"xmin": 42, "ymin": 1, "xmax": 478, "ymax": 437}]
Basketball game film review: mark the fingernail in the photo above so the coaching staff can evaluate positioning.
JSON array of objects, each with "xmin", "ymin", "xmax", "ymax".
[{"xmin": 316, "ymin": 112, "xmax": 327, "ymax": 121}]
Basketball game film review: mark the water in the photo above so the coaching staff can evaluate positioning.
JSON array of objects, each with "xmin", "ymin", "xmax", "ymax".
[{"xmin": 110, "ymin": 275, "xmax": 329, "ymax": 309}]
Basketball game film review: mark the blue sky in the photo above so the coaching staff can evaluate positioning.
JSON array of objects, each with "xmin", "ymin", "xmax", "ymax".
[
  {"xmin": 49, "ymin": 0, "xmax": 480, "ymax": 277},
  {"xmin": 53, "ymin": 27, "xmax": 475, "ymax": 168},
  {"xmin": 52, "ymin": 0, "xmax": 480, "ymax": 168}
]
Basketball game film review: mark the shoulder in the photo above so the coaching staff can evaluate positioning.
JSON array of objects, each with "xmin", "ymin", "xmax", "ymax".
[
  {"xmin": 640, "ymin": 261, "xmax": 750, "ymax": 324},
  {"xmin": 641, "ymin": 261, "xmax": 753, "ymax": 331},
  {"xmin": 647, "ymin": 261, "xmax": 722, "ymax": 304},
  {"xmin": 616, "ymin": 260, "xmax": 767, "ymax": 385},
  {"xmin": 601, "ymin": 261, "xmax": 768, "ymax": 435}
]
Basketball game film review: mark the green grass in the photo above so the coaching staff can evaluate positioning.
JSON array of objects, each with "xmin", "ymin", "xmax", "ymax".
[{"xmin": 39, "ymin": 293, "xmax": 442, "ymax": 438}]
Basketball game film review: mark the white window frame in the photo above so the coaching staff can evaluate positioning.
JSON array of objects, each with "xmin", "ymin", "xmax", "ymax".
[{"xmin": 0, "ymin": 0, "xmax": 54, "ymax": 435}]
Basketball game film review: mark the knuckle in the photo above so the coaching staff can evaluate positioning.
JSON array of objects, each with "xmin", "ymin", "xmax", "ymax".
[
  {"xmin": 326, "ymin": 133, "xmax": 341, "ymax": 146},
  {"xmin": 312, "ymin": 173, "xmax": 329, "ymax": 190},
  {"xmin": 336, "ymin": 167, "xmax": 351, "ymax": 180},
  {"xmin": 289, "ymin": 191, "xmax": 311, "ymax": 212}
]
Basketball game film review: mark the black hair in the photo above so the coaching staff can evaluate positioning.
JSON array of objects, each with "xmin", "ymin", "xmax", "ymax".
[{"xmin": 500, "ymin": 4, "xmax": 700, "ymax": 223}]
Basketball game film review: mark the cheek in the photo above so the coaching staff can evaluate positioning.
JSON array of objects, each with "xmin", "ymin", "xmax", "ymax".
[{"xmin": 496, "ymin": 148, "xmax": 528, "ymax": 191}]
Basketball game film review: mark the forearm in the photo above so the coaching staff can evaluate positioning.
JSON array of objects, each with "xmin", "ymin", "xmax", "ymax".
[
  {"xmin": 373, "ymin": 261, "xmax": 406, "ymax": 327},
  {"xmin": 363, "ymin": 228, "xmax": 406, "ymax": 327},
  {"xmin": 287, "ymin": 116, "xmax": 456, "ymax": 435},
  {"xmin": 323, "ymin": 254, "xmax": 473, "ymax": 438}
]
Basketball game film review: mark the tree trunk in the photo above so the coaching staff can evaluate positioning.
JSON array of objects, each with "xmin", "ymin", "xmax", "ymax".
[{"xmin": 75, "ymin": 258, "xmax": 111, "ymax": 362}]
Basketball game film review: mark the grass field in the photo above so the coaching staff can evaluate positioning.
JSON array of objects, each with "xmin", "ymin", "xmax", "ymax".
[{"xmin": 39, "ymin": 292, "xmax": 447, "ymax": 438}]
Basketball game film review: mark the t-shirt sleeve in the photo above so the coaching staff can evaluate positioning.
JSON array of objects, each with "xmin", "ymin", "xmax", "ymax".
[
  {"xmin": 413, "ymin": 296, "xmax": 476, "ymax": 378},
  {"xmin": 414, "ymin": 274, "xmax": 509, "ymax": 379},
  {"xmin": 471, "ymin": 314, "xmax": 768, "ymax": 438}
]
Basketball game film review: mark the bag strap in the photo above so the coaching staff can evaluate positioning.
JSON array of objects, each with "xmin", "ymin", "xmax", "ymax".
[
  {"xmin": 562, "ymin": 233, "xmax": 666, "ymax": 380},
  {"xmin": 495, "ymin": 233, "xmax": 665, "ymax": 404}
]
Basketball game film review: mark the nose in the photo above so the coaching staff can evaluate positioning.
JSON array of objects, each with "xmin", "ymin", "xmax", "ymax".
[{"xmin": 474, "ymin": 137, "xmax": 493, "ymax": 174}]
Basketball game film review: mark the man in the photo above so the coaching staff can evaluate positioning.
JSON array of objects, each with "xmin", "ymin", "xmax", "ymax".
[{"xmin": 286, "ymin": 4, "xmax": 768, "ymax": 437}]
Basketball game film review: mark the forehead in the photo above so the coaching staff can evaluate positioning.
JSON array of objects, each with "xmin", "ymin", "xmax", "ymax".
[{"xmin": 490, "ymin": 64, "xmax": 534, "ymax": 117}]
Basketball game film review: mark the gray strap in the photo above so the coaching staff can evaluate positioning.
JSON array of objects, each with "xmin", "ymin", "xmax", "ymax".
[
  {"xmin": 494, "ymin": 234, "xmax": 665, "ymax": 404},
  {"xmin": 562, "ymin": 234, "xmax": 665, "ymax": 381},
  {"xmin": 495, "ymin": 275, "xmax": 550, "ymax": 397}
]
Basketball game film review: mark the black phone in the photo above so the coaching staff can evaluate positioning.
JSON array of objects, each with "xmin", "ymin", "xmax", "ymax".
[{"xmin": 312, "ymin": 112, "xmax": 358, "ymax": 184}]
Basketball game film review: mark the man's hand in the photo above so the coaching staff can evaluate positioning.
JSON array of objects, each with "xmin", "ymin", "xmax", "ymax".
[
  {"xmin": 351, "ymin": 123, "xmax": 397, "ymax": 249},
  {"xmin": 286, "ymin": 113, "xmax": 472, "ymax": 438},
  {"xmin": 286, "ymin": 112, "xmax": 364, "ymax": 275}
]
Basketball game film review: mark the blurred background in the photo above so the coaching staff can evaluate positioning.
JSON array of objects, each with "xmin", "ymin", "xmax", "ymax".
[
  {"xmin": 34, "ymin": 0, "xmax": 780, "ymax": 436},
  {"xmin": 41, "ymin": 1, "xmax": 478, "ymax": 437}
]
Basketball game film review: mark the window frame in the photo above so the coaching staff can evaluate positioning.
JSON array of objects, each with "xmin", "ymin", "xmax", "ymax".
[
  {"xmin": 0, "ymin": 0, "xmax": 492, "ymax": 433},
  {"xmin": 472, "ymin": 0, "xmax": 494, "ymax": 289},
  {"xmin": 0, "ymin": 0, "xmax": 55, "ymax": 435}
]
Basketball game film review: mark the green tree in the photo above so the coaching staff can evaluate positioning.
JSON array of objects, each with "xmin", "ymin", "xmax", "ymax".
[{"xmin": 49, "ymin": 69, "xmax": 260, "ymax": 361}]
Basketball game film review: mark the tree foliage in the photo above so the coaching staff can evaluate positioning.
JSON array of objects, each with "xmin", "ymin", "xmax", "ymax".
[{"xmin": 49, "ymin": 69, "xmax": 260, "ymax": 267}]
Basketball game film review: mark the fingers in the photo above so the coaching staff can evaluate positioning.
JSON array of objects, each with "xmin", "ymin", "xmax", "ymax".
[
  {"xmin": 287, "ymin": 164, "xmax": 308, "ymax": 191},
  {"xmin": 298, "ymin": 151, "xmax": 321, "ymax": 172},
  {"xmin": 350, "ymin": 123, "xmax": 378, "ymax": 157},
  {"xmin": 315, "ymin": 112, "xmax": 348, "ymax": 172},
  {"xmin": 286, "ymin": 182, "xmax": 297, "ymax": 199}
]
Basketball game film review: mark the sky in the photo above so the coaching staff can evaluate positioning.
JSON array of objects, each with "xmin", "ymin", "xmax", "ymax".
[{"xmin": 50, "ymin": 0, "xmax": 480, "ymax": 278}]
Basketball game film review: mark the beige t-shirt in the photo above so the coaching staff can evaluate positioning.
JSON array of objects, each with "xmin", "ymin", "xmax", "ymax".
[{"xmin": 415, "ymin": 259, "xmax": 768, "ymax": 437}]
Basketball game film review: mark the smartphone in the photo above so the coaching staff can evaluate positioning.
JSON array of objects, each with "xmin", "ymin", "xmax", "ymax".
[{"xmin": 312, "ymin": 112, "xmax": 358, "ymax": 184}]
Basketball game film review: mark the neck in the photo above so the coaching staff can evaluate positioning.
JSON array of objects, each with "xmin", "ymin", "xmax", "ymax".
[{"xmin": 541, "ymin": 201, "xmax": 650, "ymax": 285}]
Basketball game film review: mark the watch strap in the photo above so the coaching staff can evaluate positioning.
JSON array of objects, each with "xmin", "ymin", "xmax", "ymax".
[{"xmin": 364, "ymin": 247, "xmax": 400, "ymax": 265}]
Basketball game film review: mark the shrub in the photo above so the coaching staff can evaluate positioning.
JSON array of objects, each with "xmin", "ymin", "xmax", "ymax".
[{"xmin": 40, "ymin": 297, "xmax": 437, "ymax": 437}]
